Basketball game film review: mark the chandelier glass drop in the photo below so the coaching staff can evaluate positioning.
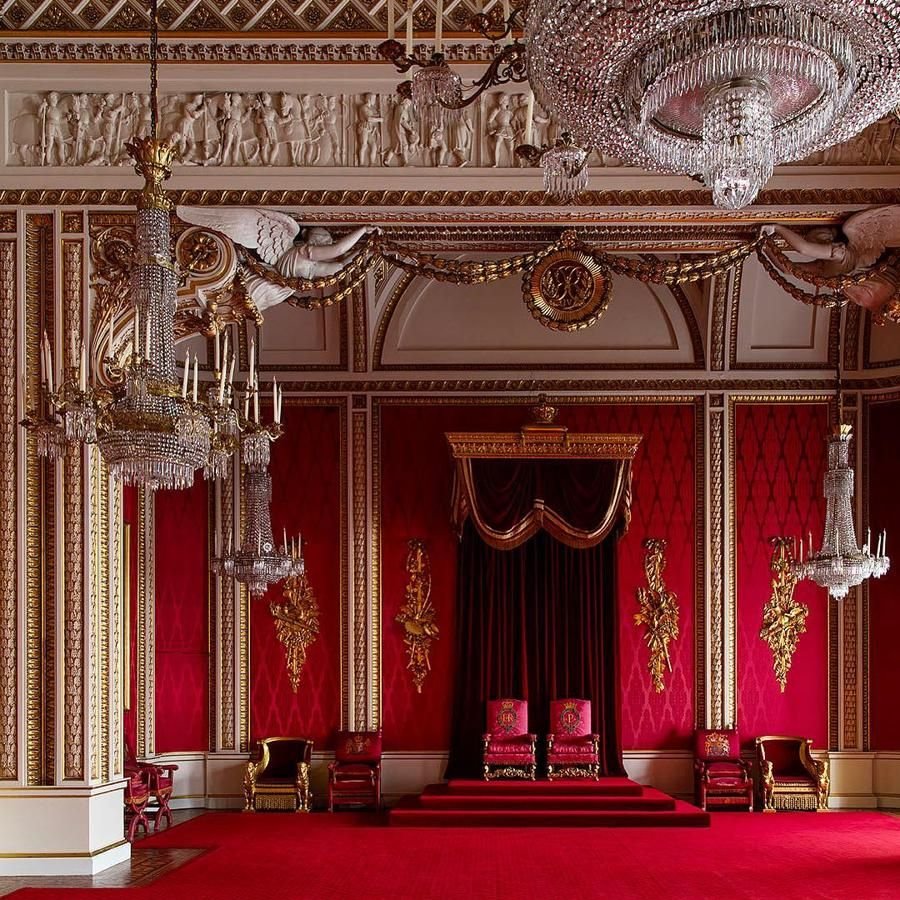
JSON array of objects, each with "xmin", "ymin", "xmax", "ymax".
[
  {"xmin": 22, "ymin": 0, "xmax": 244, "ymax": 491},
  {"xmin": 213, "ymin": 371, "xmax": 305, "ymax": 598},
  {"xmin": 380, "ymin": 1, "xmax": 900, "ymax": 208}
]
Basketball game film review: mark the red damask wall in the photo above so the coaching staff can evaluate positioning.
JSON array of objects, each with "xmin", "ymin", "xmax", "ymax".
[
  {"xmin": 734, "ymin": 402, "xmax": 829, "ymax": 749},
  {"xmin": 154, "ymin": 475, "xmax": 210, "ymax": 753},
  {"xmin": 249, "ymin": 403, "xmax": 343, "ymax": 749},
  {"xmin": 869, "ymin": 399, "xmax": 900, "ymax": 751},
  {"xmin": 380, "ymin": 402, "xmax": 698, "ymax": 752}
]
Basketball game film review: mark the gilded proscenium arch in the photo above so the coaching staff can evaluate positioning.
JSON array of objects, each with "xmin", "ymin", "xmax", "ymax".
[
  {"xmin": 371, "ymin": 394, "xmax": 707, "ymax": 744},
  {"xmin": 373, "ymin": 270, "xmax": 705, "ymax": 372}
]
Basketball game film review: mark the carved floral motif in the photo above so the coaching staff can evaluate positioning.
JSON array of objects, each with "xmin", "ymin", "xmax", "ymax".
[
  {"xmin": 759, "ymin": 538, "xmax": 808, "ymax": 692},
  {"xmin": 270, "ymin": 573, "xmax": 320, "ymax": 693},
  {"xmin": 396, "ymin": 540, "xmax": 439, "ymax": 694},
  {"xmin": 634, "ymin": 538, "xmax": 680, "ymax": 693}
]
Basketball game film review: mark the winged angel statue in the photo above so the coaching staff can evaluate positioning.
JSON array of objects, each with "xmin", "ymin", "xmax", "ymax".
[
  {"xmin": 176, "ymin": 206, "xmax": 377, "ymax": 313},
  {"xmin": 764, "ymin": 206, "xmax": 900, "ymax": 324}
]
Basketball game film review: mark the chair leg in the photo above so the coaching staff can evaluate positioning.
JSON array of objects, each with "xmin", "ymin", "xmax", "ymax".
[{"xmin": 154, "ymin": 791, "xmax": 173, "ymax": 831}]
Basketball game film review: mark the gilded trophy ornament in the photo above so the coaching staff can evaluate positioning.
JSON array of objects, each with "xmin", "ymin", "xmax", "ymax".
[
  {"xmin": 524, "ymin": 247, "xmax": 611, "ymax": 331},
  {"xmin": 759, "ymin": 537, "xmax": 809, "ymax": 692},
  {"xmin": 634, "ymin": 538, "xmax": 680, "ymax": 693},
  {"xmin": 270, "ymin": 572, "xmax": 320, "ymax": 692},
  {"xmin": 396, "ymin": 539, "xmax": 439, "ymax": 694}
]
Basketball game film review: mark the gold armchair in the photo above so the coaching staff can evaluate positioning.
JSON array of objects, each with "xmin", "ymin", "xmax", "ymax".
[
  {"xmin": 755, "ymin": 735, "xmax": 829, "ymax": 812},
  {"xmin": 243, "ymin": 736, "xmax": 314, "ymax": 813}
]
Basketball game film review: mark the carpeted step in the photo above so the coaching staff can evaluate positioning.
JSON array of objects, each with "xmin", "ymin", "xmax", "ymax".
[
  {"xmin": 388, "ymin": 798, "xmax": 711, "ymax": 828},
  {"xmin": 439, "ymin": 777, "xmax": 643, "ymax": 797},
  {"xmin": 417, "ymin": 788, "xmax": 676, "ymax": 812}
]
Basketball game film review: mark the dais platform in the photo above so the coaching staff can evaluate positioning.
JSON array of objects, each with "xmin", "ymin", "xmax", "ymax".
[{"xmin": 389, "ymin": 778, "xmax": 710, "ymax": 827}]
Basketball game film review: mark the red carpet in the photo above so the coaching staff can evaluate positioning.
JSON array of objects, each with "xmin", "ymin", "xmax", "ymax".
[
  {"xmin": 389, "ymin": 778, "xmax": 710, "ymax": 826},
  {"xmin": 8, "ymin": 809, "xmax": 900, "ymax": 899}
]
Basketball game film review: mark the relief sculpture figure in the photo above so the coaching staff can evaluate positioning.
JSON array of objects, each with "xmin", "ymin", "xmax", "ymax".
[
  {"xmin": 765, "ymin": 207, "xmax": 900, "ymax": 324},
  {"xmin": 176, "ymin": 206, "xmax": 377, "ymax": 313}
]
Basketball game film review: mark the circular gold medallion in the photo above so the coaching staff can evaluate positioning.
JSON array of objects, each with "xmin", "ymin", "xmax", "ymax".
[{"xmin": 524, "ymin": 249, "xmax": 611, "ymax": 331}]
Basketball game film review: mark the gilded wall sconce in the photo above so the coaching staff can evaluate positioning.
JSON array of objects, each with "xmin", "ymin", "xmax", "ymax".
[
  {"xmin": 270, "ymin": 571, "xmax": 320, "ymax": 692},
  {"xmin": 634, "ymin": 538, "xmax": 680, "ymax": 693},
  {"xmin": 396, "ymin": 539, "xmax": 439, "ymax": 693},
  {"xmin": 760, "ymin": 537, "xmax": 808, "ymax": 692}
]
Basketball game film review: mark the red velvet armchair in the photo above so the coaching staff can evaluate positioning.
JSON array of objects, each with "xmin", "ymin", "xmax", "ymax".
[
  {"xmin": 124, "ymin": 740, "xmax": 178, "ymax": 831},
  {"xmin": 328, "ymin": 731, "xmax": 382, "ymax": 812},
  {"xmin": 546, "ymin": 699, "xmax": 600, "ymax": 780},
  {"xmin": 756, "ymin": 735, "xmax": 830, "ymax": 812},
  {"xmin": 482, "ymin": 699, "xmax": 537, "ymax": 780},
  {"xmin": 694, "ymin": 728, "xmax": 754, "ymax": 811}
]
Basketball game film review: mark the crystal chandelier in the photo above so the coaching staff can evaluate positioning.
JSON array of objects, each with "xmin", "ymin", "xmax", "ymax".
[
  {"xmin": 793, "ymin": 327, "xmax": 890, "ymax": 600},
  {"xmin": 21, "ymin": 0, "xmax": 244, "ymax": 490},
  {"xmin": 379, "ymin": 1, "xmax": 900, "ymax": 208},
  {"xmin": 213, "ymin": 374, "xmax": 305, "ymax": 598}
]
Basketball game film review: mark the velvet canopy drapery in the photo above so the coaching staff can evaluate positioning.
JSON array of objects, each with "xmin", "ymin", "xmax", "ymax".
[{"xmin": 444, "ymin": 425, "xmax": 640, "ymax": 779}]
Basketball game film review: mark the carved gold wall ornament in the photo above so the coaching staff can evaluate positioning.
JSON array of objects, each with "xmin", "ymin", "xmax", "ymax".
[
  {"xmin": 634, "ymin": 539, "xmax": 680, "ymax": 693},
  {"xmin": 396, "ymin": 540, "xmax": 438, "ymax": 694},
  {"xmin": 760, "ymin": 537, "xmax": 809, "ymax": 692},
  {"xmin": 270, "ymin": 572, "xmax": 321, "ymax": 693},
  {"xmin": 524, "ymin": 247, "xmax": 611, "ymax": 331}
]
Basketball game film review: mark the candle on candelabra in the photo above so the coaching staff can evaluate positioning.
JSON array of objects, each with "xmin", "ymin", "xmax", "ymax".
[
  {"xmin": 272, "ymin": 378, "xmax": 278, "ymax": 420},
  {"xmin": 276, "ymin": 384, "xmax": 282, "ymax": 424},
  {"xmin": 79, "ymin": 340, "xmax": 87, "ymax": 392},
  {"xmin": 228, "ymin": 355, "xmax": 235, "ymax": 388},
  {"xmin": 218, "ymin": 359, "xmax": 226, "ymax": 405},
  {"xmin": 808, "ymin": 531, "xmax": 813, "ymax": 555},
  {"xmin": 866, "ymin": 526, "xmax": 872, "ymax": 554},
  {"xmin": 182, "ymin": 351, "xmax": 190, "ymax": 399},
  {"xmin": 243, "ymin": 388, "xmax": 250, "ymax": 420},
  {"xmin": 283, "ymin": 527, "xmax": 288, "ymax": 551},
  {"xmin": 249, "ymin": 337, "xmax": 255, "ymax": 386},
  {"xmin": 214, "ymin": 330, "xmax": 220, "ymax": 372},
  {"xmin": 387, "ymin": 0, "xmax": 395, "ymax": 40},
  {"xmin": 192, "ymin": 356, "xmax": 199, "ymax": 404},
  {"xmin": 406, "ymin": 0, "xmax": 414, "ymax": 55},
  {"xmin": 435, "ymin": 0, "xmax": 443, "ymax": 53},
  {"xmin": 253, "ymin": 379, "xmax": 259, "ymax": 423},
  {"xmin": 70, "ymin": 331, "xmax": 78, "ymax": 370},
  {"xmin": 222, "ymin": 331, "xmax": 229, "ymax": 368},
  {"xmin": 226, "ymin": 530, "xmax": 233, "ymax": 554}
]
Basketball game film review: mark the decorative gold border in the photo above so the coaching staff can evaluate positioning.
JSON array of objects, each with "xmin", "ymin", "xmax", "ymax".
[
  {"xmin": 708, "ymin": 400, "xmax": 725, "ymax": 727},
  {"xmin": 5, "ymin": 187, "xmax": 900, "ymax": 208},
  {"xmin": 219, "ymin": 468, "xmax": 235, "ymax": 751},
  {"xmin": 24, "ymin": 214, "xmax": 55, "ymax": 786},
  {"xmin": 62, "ymin": 239, "xmax": 84, "ymax": 781},
  {"xmin": 0, "ymin": 238, "xmax": 16, "ymax": 780},
  {"xmin": 352, "ymin": 407, "xmax": 369, "ymax": 729},
  {"xmin": 692, "ymin": 396, "xmax": 707, "ymax": 728},
  {"xmin": 352, "ymin": 287, "xmax": 368, "ymax": 374}
]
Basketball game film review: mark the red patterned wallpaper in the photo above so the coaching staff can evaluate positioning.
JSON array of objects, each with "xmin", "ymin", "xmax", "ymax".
[
  {"xmin": 734, "ymin": 402, "xmax": 829, "ymax": 749},
  {"xmin": 379, "ymin": 402, "xmax": 698, "ymax": 751},
  {"xmin": 154, "ymin": 475, "xmax": 210, "ymax": 754},
  {"xmin": 869, "ymin": 399, "xmax": 900, "ymax": 751},
  {"xmin": 249, "ymin": 404, "xmax": 343, "ymax": 749},
  {"xmin": 123, "ymin": 485, "xmax": 139, "ymax": 754}
]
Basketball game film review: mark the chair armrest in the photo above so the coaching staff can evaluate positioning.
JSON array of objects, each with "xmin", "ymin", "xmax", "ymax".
[{"xmin": 157, "ymin": 764, "xmax": 178, "ymax": 775}]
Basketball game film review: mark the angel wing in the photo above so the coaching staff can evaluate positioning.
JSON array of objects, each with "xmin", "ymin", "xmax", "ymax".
[
  {"xmin": 842, "ymin": 206, "xmax": 900, "ymax": 269},
  {"xmin": 175, "ymin": 206, "xmax": 300, "ymax": 267}
]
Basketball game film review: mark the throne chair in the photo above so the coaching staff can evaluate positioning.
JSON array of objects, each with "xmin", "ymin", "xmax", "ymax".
[
  {"xmin": 124, "ymin": 769, "xmax": 152, "ymax": 842},
  {"xmin": 755, "ymin": 735, "xmax": 830, "ymax": 811},
  {"xmin": 124, "ymin": 740, "xmax": 178, "ymax": 830},
  {"xmin": 546, "ymin": 699, "xmax": 600, "ymax": 779},
  {"xmin": 482, "ymin": 699, "xmax": 537, "ymax": 780},
  {"xmin": 244, "ymin": 736, "xmax": 314, "ymax": 812},
  {"xmin": 328, "ymin": 730, "xmax": 382, "ymax": 812},
  {"xmin": 694, "ymin": 728, "xmax": 754, "ymax": 811}
]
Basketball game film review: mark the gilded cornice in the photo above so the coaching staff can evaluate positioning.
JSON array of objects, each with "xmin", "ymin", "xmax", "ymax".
[
  {"xmin": 446, "ymin": 431, "xmax": 642, "ymax": 460},
  {"xmin": 3, "ymin": 187, "xmax": 900, "ymax": 210}
]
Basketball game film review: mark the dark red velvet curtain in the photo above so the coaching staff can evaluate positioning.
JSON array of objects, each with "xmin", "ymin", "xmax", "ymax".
[{"xmin": 445, "ymin": 522, "xmax": 624, "ymax": 778}]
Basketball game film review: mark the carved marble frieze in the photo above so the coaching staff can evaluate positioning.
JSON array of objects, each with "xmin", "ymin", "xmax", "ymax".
[{"xmin": 8, "ymin": 89, "xmax": 898, "ymax": 170}]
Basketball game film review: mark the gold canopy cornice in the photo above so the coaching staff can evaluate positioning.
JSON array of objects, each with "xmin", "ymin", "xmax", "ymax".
[{"xmin": 445, "ymin": 430, "xmax": 642, "ymax": 460}]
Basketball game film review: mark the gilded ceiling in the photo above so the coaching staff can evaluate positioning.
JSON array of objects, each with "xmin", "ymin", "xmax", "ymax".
[{"xmin": 0, "ymin": 0, "xmax": 466, "ymax": 33}]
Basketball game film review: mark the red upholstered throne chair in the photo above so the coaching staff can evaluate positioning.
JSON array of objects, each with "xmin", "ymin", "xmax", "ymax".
[
  {"xmin": 328, "ymin": 731, "xmax": 382, "ymax": 812},
  {"xmin": 546, "ymin": 699, "xmax": 600, "ymax": 779},
  {"xmin": 694, "ymin": 728, "xmax": 753, "ymax": 811},
  {"xmin": 482, "ymin": 699, "xmax": 537, "ymax": 780},
  {"xmin": 756, "ymin": 735, "xmax": 830, "ymax": 812},
  {"xmin": 124, "ymin": 740, "xmax": 178, "ymax": 831}
]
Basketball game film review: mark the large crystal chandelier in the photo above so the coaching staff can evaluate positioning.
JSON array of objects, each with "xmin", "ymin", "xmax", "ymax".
[
  {"xmin": 793, "ymin": 330, "xmax": 890, "ymax": 599},
  {"xmin": 21, "ymin": 0, "xmax": 243, "ymax": 490},
  {"xmin": 379, "ymin": 1, "xmax": 900, "ymax": 208},
  {"xmin": 213, "ymin": 374, "xmax": 305, "ymax": 598}
]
